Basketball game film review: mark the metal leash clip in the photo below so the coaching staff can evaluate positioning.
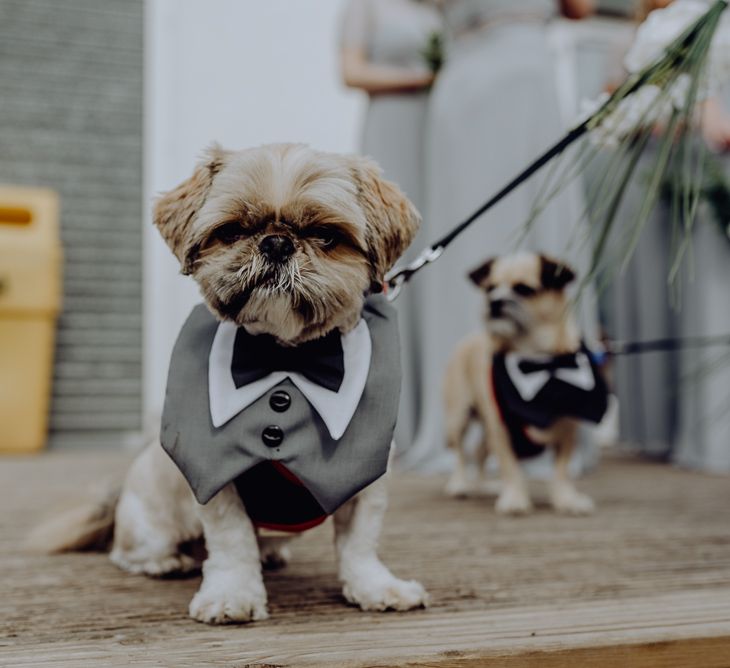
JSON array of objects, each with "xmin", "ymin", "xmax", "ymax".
[{"xmin": 385, "ymin": 246, "xmax": 444, "ymax": 302}]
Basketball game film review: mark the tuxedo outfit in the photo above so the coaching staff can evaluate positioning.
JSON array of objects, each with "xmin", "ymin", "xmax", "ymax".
[
  {"xmin": 160, "ymin": 296, "xmax": 400, "ymax": 532},
  {"xmin": 491, "ymin": 345, "xmax": 609, "ymax": 459}
]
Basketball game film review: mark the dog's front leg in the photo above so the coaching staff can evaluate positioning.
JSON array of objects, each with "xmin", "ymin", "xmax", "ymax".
[
  {"xmin": 548, "ymin": 420, "xmax": 595, "ymax": 515},
  {"xmin": 333, "ymin": 475, "xmax": 428, "ymax": 612},
  {"xmin": 484, "ymin": 406, "xmax": 533, "ymax": 515},
  {"xmin": 189, "ymin": 484, "xmax": 268, "ymax": 624}
]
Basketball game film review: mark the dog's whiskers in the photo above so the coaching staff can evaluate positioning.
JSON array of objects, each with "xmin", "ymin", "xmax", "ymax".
[{"xmin": 237, "ymin": 254, "xmax": 266, "ymax": 287}]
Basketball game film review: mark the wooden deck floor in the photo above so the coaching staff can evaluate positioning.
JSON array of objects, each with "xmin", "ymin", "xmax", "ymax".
[{"xmin": 2, "ymin": 450, "xmax": 730, "ymax": 667}]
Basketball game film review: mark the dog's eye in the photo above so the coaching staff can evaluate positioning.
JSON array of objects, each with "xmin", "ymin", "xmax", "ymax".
[
  {"xmin": 513, "ymin": 283, "xmax": 537, "ymax": 297},
  {"xmin": 485, "ymin": 284, "xmax": 497, "ymax": 293},
  {"xmin": 306, "ymin": 227, "xmax": 341, "ymax": 249},
  {"xmin": 213, "ymin": 221, "xmax": 246, "ymax": 244},
  {"xmin": 321, "ymin": 233, "xmax": 339, "ymax": 249}
]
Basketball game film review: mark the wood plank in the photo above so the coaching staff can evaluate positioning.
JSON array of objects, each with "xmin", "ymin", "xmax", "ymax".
[{"xmin": 1, "ymin": 451, "xmax": 729, "ymax": 667}]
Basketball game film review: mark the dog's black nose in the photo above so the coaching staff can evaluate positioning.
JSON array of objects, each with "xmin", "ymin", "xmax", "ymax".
[
  {"xmin": 490, "ymin": 299, "xmax": 506, "ymax": 317},
  {"xmin": 259, "ymin": 235, "xmax": 295, "ymax": 263}
]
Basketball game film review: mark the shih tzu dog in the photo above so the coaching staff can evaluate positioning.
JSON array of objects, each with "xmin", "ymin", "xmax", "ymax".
[
  {"xmin": 443, "ymin": 252, "xmax": 608, "ymax": 515},
  {"xmin": 32, "ymin": 143, "xmax": 428, "ymax": 623}
]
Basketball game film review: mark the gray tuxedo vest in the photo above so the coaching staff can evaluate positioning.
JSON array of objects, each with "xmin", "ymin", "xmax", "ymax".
[{"xmin": 160, "ymin": 296, "xmax": 401, "ymax": 532}]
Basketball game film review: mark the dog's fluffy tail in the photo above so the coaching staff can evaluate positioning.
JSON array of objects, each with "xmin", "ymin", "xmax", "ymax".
[{"xmin": 25, "ymin": 484, "xmax": 121, "ymax": 554}]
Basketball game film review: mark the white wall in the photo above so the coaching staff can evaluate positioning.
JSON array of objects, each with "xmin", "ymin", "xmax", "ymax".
[
  {"xmin": 141, "ymin": 4, "xmax": 626, "ymax": 438},
  {"xmin": 143, "ymin": 0, "xmax": 363, "ymax": 433}
]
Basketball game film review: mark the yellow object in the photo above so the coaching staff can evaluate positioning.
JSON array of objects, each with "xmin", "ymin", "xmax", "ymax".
[{"xmin": 0, "ymin": 186, "xmax": 61, "ymax": 453}]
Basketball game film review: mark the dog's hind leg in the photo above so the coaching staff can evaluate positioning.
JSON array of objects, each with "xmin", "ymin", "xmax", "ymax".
[
  {"xmin": 110, "ymin": 444, "xmax": 202, "ymax": 577},
  {"xmin": 474, "ymin": 435, "xmax": 501, "ymax": 497},
  {"xmin": 444, "ymin": 412, "xmax": 474, "ymax": 497},
  {"xmin": 333, "ymin": 474, "xmax": 428, "ymax": 612},
  {"xmin": 258, "ymin": 535, "xmax": 294, "ymax": 570},
  {"xmin": 443, "ymin": 359, "xmax": 476, "ymax": 498}
]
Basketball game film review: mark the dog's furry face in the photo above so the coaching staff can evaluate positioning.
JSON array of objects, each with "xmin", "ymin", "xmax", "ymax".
[
  {"xmin": 154, "ymin": 144, "xmax": 420, "ymax": 344},
  {"xmin": 469, "ymin": 252, "xmax": 578, "ymax": 352}
]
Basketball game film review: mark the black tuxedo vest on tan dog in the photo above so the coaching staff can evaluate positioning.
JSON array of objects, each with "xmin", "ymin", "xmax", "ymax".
[
  {"xmin": 491, "ymin": 344, "xmax": 609, "ymax": 459},
  {"xmin": 160, "ymin": 296, "xmax": 400, "ymax": 532}
]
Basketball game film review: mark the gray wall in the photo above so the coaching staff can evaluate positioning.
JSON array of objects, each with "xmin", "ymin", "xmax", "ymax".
[{"xmin": 0, "ymin": 0, "xmax": 144, "ymax": 446}]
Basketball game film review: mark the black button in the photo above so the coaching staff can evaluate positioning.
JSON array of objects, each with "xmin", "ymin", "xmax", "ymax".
[
  {"xmin": 269, "ymin": 390, "xmax": 291, "ymax": 413},
  {"xmin": 262, "ymin": 425, "xmax": 284, "ymax": 448}
]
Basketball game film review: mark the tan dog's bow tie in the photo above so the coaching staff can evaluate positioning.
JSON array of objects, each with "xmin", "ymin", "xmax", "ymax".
[{"xmin": 505, "ymin": 350, "xmax": 596, "ymax": 402}]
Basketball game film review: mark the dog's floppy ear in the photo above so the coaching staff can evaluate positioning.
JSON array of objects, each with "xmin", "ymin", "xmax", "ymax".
[
  {"xmin": 153, "ymin": 143, "xmax": 229, "ymax": 275},
  {"xmin": 350, "ymin": 157, "xmax": 421, "ymax": 292},
  {"xmin": 468, "ymin": 257, "xmax": 496, "ymax": 288},
  {"xmin": 539, "ymin": 254, "xmax": 576, "ymax": 290}
]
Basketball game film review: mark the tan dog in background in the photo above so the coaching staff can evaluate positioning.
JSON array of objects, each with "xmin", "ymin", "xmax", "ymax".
[
  {"xmin": 30, "ymin": 143, "xmax": 428, "ymax": 623},
  {"xmin": 443, "ymin": 252, "xmax": 597, "ymax": 516}
]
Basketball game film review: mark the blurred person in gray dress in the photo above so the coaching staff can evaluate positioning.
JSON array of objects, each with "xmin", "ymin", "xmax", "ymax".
[
  {"xmin": 601, "ymin": 130, "xmax": 730, "ymax": 471},
  {"xmin": 673, "ymin": 168, "xmax": 730, "ymax": 473},
  {"xmin": 674, "ymin": 91, "xmax": 730, "ymax": 473},
  {"xmin": 401, "ymin": 0, "xmax": 597, "ymax": 472},
  {"xmin": 595, "ymin": 0, "xmax": 730, "ymax": 471},
  {"xmin": 339, "ymin": 0, "xmax": 443, "ymax": 453}
]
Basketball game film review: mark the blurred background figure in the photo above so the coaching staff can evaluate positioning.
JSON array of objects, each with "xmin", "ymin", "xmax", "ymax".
[
  {"xmin": 339, "ymin": 0, "xmax": 442, "ymax": 451},
  {"xmin": 400, "ymin": 0, "xmax": 597, "ymax": 470},
  {"xmin": 590, "ymin": 0, "xmax": 730, "ymax": 471}
]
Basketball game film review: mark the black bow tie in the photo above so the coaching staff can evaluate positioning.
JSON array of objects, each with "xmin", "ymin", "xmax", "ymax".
[
  {"xmin": 231, "ymin": 328, "xmax": 345, "ymax": 392},
  {"xmin": 518, "ymin": 353, "xmax": 579, "ymax": 375}
]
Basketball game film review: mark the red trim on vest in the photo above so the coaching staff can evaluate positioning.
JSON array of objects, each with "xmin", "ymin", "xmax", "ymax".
[
  {"xmin": 253, "ymin": 514, "xmax": 328, "ymax": 533},
  {"xmin": 271, "ymin": 460, "xmax": 305, "ymax": 486}
]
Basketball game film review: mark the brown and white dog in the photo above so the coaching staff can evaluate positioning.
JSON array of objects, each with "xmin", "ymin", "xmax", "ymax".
[
  {"xmin": 443, "ymin": 252, "xmax": 600, "ymax": 516},
  {"xmin": 30, "ymin": 143, "xmax": 428, "ymax": 623}
]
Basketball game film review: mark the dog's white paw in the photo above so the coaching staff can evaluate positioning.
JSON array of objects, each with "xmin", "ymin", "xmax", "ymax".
[
  {"xmin": 110, "ymin": 549, "xmax": 199, "ymax": 577},
  {"xmin": 189, "ymin": 573, "xmax": 268, "ymax": 624},
  {"xmin": 495, "ymin": 485, "xmax": 533, "ymax": 515},
  {"xmin": 445, "ymin": 471, "xmax": 472, "ymax": 498},
  {"xmin": 550, "ymin": 485, "xmax": 595, "ymax": 515},
  {"xmin": 260, "ymin": 544, "xmax": 291, "ymax": 570},
  {"xmin": 343, "ymin": 574, "xmax": 429, "ymax": 612}
]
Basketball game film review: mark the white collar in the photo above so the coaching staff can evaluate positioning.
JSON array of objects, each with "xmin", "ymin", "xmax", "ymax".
[{"xmin": 208, "ymin": 319, "xmax": 372, "ymax": 440}]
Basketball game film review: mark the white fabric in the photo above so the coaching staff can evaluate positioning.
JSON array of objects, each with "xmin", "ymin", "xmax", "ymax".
[{"xmin": 208, "ymin": 320, "xmax": 372, "ymax": 440}]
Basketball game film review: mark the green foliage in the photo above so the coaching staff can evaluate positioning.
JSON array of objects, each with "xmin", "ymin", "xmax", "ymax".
[
  {"xmin": 661, "ymin": 153, "xmax": 730, "ymax": 242},
  {"xmin": 422, "ymin": 31, "xmax": 444, "ymax": 74},
  {"xmin": 523, "ymin": 0, "xmax": 729, "ymax": 288}
]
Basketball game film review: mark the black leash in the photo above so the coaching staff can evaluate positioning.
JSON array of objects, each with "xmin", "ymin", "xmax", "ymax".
[
  {"xmin": 384, "ymin": 123, "xmax": 589, "ymax": 300},
  {"xmin": 587, "ymin": 334, "xmax": 730, "ymax": 365},
  {"xmin": 604, "ymin": 334, "xmax": 730, "ymax": 357}
]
